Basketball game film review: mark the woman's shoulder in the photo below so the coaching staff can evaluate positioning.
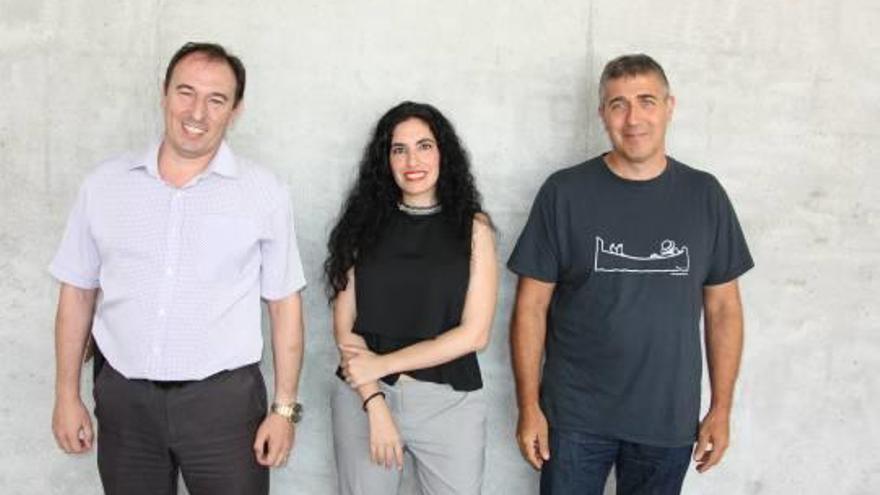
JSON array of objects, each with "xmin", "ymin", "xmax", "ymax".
[{"xmin": 471, "ymin": 212, "xmax": 496, "ymax": 243}]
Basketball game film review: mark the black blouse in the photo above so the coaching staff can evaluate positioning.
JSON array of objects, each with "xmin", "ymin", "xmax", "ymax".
[{"xmin": 351, "ymin": 209, "xmax": 481, "ymax": 391}]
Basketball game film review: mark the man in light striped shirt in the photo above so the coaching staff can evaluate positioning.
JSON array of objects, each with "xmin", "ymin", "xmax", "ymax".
[{"xmin": 49, "ymin": 42, "xmax": 306, "ymax": 495}]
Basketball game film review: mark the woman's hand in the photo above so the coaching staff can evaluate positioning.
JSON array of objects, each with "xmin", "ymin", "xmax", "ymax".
[
  {"xmin": 366, "ymin": 398, "xmax": 404, "ymax": 470},
  {"xmin": 339, "ymin": 344, "xmax": 391, "ymax": 387}
]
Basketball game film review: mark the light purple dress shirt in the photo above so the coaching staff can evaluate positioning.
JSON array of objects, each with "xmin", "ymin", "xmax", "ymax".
[{"xmin": 50, "ymin": 142, "xmax": 306, "ymax": 380}]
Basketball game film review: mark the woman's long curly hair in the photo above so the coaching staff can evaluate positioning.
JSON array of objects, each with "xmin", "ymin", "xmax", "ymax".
[{"xmin": 324, "ymin": 101, "xmax": 490, "ymax": 301}]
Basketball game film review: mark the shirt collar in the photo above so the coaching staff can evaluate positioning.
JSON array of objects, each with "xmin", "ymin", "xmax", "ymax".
[{"xmin": 128, "ymin": 140, "xmax": 239, "ymax": 180}]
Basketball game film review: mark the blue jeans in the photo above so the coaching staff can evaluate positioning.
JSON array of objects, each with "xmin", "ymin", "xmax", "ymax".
[{"xmin": 540, "ymin": 429, "xmax": 692, "ymax": 495}]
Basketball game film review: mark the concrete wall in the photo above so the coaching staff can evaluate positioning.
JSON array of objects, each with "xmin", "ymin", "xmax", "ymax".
[{"xmin": 1, "ymin": 0, "xmax": 877, "ymax": 493}]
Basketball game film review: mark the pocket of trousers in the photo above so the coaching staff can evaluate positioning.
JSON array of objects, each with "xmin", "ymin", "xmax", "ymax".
[
  {"xmin": 92, "ymin": 361, "xmax": 112, "ymax": 419},
  {"xmin": 249, "ymin": 365, "xmax": 268, "ymax": 419}
]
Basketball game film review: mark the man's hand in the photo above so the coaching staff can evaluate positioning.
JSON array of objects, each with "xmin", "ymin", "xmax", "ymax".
[
  {"xmin": 52, "ymin": 397, "xmax": 94, "ymax": 453},
  {"xmin": 339, "ymin": 344, "xmax": 389, "ymax": 388},
  {"xmin": 694, "ymin": 408, "xmax": 730, "ymax": 473},
  {"xmin": 253, "ymin": 413, "xmax": 294, "ymax": 468},
  {"xmin": 516, "ymin": 405, "xmax": 551, "ymax": 470},
  {"xmin": 366, "ymin": 399, "xmax": 404, "ymax": 470}
]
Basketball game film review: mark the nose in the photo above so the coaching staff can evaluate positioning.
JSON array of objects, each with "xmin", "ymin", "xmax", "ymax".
[
  {"xmin": 405, "ymin": 149, "xmax": 417, "ymax": 168},
  {"xmin": 191, "ymin": 97, "xmax": 207, "ymax": 121},
  {"xmin": 625, "ymin": 104, "xmax": 641, "ymax": 126}
]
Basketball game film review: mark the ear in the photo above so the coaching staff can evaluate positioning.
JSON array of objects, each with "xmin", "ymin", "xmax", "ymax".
[
  {"xmin": 230, "ymin": 101, "xmax": 244, "ymax": 124},
  {"xmin": 160, "ymin": 77, "xmax": 171, "ymax": 111},
  {"xmin": 665, "ymin": 94, "xmax": 676, "ymax": 120},
  {"xmin": 597, "ymin": 104, "xmax": 609, "ymax": 130}
]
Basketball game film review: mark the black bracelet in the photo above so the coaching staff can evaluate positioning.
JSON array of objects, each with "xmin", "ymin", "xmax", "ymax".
[{"xmin": 362, "ymin": 391, "xmax": 386, "ymax": 412}]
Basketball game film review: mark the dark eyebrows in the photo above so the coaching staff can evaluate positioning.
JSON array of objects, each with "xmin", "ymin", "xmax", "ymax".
[
  {"xmin": 173, "ymin": 84, "xmax": 230, "ymax": 102},
  {"xmin": 391, "ymin": 138, "xmax": 436, "ymax": 148},
  {"xmin": 605, "ymin": 94, "xmax": 662, "ymax": 106}
]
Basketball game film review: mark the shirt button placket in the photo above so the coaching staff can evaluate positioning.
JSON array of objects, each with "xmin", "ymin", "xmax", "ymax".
[{"xmin": 153, "ymin": 188, "xmax": 184, "ymax": 376}]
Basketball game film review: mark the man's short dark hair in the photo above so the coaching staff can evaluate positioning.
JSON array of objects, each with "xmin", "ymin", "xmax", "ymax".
[
  {"xmin": 599, "ymin": 53, "xmax": 669, "ymax": 104},
  {"xmin": 163, "ymin": 42, "xmax": 246, "ymax": 108}
]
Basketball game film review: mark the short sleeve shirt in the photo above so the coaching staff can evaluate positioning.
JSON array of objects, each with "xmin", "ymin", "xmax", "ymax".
[
  {"xmin": 508, "ymin": 155, "xmax": 753, "ymax": 446},
  {"xmin": 49, "ymin": 142, "xmax": 306, "ymax": 380}
]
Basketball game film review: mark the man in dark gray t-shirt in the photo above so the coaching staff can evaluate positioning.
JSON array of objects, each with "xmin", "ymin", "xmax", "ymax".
[{"xmin": 508, "ymin": 54, "xmax": 753, "ymax": 495}]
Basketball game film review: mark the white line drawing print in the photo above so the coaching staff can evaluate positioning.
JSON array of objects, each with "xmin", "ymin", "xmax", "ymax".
[{"xmin": 594, "ymin": 236, "xmax": 689, "ymax": 275}]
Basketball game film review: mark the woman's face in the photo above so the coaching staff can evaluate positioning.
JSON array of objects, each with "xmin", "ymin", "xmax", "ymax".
[{"xmin": 389, "ymin": 117, "xmax": 440, "ymax": 207}]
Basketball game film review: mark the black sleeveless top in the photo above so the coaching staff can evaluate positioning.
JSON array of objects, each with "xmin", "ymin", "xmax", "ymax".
[{"xmin": 351, "ymin": 208, "xmax": 482, "ymax": 391}]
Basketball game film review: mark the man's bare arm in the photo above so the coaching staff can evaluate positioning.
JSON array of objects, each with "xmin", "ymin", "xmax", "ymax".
[
  {"xmin": 253, "ymin": 292, "xmax": 304, "ymax": 468},
  {"xmin": 695, "ymin": 279, "xmax": 745, "ymax": 473},
  {"xmin": 268, "ymin": 293, "xmax": 305, "ymax": 404},
  {"xmin": 52, "ymin": 283, "xmax": 97, "ymax": 453},
  {"xmin": 510, "ymin": 276, "xmax": 555, "ymax": 470}
]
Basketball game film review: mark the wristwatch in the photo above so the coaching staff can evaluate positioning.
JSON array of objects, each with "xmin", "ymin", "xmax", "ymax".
[{"xmin": 271, "ymin": 401, "xmax": 304, "ymax": 424}]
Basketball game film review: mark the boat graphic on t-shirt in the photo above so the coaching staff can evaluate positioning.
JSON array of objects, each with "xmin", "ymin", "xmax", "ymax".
[{"xmin": 594, "ymin": 236, "xmax": 689, "ymax": 275}]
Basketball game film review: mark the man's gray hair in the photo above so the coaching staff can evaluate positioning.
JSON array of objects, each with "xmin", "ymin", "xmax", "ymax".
[{"xmin": 598, "ymin": 53, "xmax": 670, "ymax": 104}]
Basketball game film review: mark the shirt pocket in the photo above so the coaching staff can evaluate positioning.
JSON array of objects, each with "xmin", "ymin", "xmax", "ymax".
[{"xmin": 193, "ymin": 214, "xmax": 258, "ymax": 284}]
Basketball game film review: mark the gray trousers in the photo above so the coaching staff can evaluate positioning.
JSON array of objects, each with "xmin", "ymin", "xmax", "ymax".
[
  {"xmin": 93, "ymin": 362, "xmax": 269, "ymax": 495},
  {"xmin": 331, "ymin": 378, "xmax": 486, "ymax": 495}
]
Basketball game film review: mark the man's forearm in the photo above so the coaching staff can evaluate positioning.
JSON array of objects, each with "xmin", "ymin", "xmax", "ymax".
[
  {"xmin": 704, "ymin": 283, "xmax": 745, "ymax": 412},
  {"xmin": 267, "ymin": 293, "xmax": 304, "ymax": 404},
  {"xmin": 510, "ymin": 307, "xmax": 547, "ymax": 411},
  {"xmin": 55, "ymin": 284, "xmax": 97, "ymax": 401},
  {"xmin": 705, "ymin": 313, "xmax": 743, "ymax": 412}
]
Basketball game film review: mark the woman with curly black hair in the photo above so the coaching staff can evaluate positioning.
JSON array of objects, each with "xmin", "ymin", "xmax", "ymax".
[{"xmin": 326, "ymin": 101, "xmax": 498, "ymax": 494}]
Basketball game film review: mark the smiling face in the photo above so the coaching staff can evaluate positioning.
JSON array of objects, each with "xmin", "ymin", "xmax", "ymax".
[
  {"xmin": 389, "ymin": 117, "xmax": 441, "ymax": 207},
  {"xmin": 599, "ymin": 72, "xmax": 675, "ymax": 169},
  {"xmin": 161, "ymin": 52, "xmax": 240, "ymax": 165}
]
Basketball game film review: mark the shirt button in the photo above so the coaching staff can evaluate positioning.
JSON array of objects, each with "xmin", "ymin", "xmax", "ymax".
[
  {"xmin": 175, "ymin": 191, "xmax": 184, "ymax": 199},
  {"xmin": 157, "ymin": 308, "xmax": 166, "ymax": 317},
  {"xmin": 165, "ymin": 267, "xmax": 174, "ymax": 276},
  {"xmin": 152, "ymin": 346, "xmax": 161, "ymax": 355}
]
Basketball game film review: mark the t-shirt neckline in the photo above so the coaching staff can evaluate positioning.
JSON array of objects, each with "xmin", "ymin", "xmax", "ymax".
[{"xmin": 599, "ymin": 154, "xmax": 674, "ymax": 188}]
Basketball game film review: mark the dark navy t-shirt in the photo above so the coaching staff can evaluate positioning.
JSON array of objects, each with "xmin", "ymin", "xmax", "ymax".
[{"xmin": 507, "ymin": 155, "xmax": 754, "ymax": 447}]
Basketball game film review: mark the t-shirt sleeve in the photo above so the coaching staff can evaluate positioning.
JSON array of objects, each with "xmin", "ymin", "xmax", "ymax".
[
  {"xmin": 507, "ymin": 178, "xmax": 562, "ymax": 282},
  {"xmin": 704, "ymin": 179, "xmax": 754, "ymax": 286},
  {"xmin": 48, "ymin": 182, "xmax": 101, "ymax": 289},
  {"xmin": 259, "ymin": 190, "xmax": 307, "ymax": 300}
]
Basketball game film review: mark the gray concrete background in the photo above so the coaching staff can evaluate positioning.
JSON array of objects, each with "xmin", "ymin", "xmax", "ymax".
[{"xmin": 1, "ymin": 0, "xmax": 878, "ymax": 493}]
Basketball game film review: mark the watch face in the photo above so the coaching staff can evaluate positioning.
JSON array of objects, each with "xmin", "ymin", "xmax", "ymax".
[{"xmin": 272, "ymin": 402, "xmax": 303, "ymax": 423}]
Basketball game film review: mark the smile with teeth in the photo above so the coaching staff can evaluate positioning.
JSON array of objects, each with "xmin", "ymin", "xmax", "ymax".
[
  {"xmin": 403, "ymin": 170, "xmax": 428, "ymax": 181},
  {"xmin": 183, "ymin": 122, "xmax": 207, "ymax": 136}
]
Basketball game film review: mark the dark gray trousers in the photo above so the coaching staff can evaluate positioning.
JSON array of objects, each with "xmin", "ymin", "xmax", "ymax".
[{"xmin": 93, "ymin": 361, "xmax": 269, "ymax": 495}]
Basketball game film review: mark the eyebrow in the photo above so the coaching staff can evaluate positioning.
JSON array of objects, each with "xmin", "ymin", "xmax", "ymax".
[
  {"xmin": 607, "ymin": 93, "xmax": 661, "ymax": 105},
  {"xmin": 391, "ymin": 137, "xmax": 436, "ymax": 147},
  {"xmin": 174, "ymin": 84, "xmax": 229, "ymax": 102}
]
